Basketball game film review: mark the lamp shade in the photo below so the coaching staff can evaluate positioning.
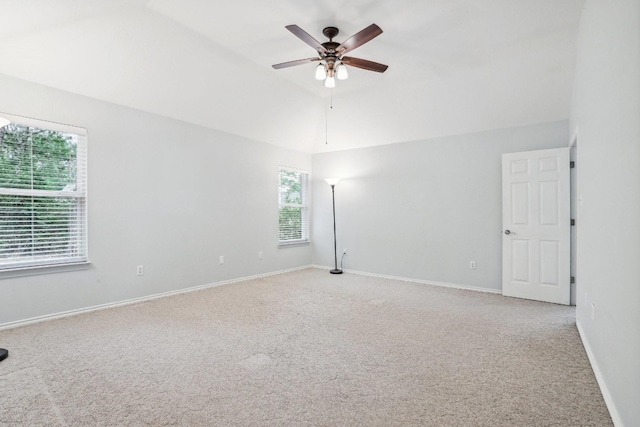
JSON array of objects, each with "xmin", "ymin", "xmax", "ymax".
[
  {"xmin": 336, "ymin": 63, "xmax": 348, "ymax": 80},
  {"xmin": 324, "ymin": 178, "xmax": 340, "ymax": 186},
  {"xmin": 0, "ymin": 117, "xmax": 10, "ymax": 128},
  {"xmin": 324, "ymin": 75, "xmax": 336, "ymax": 88},
  {"xmin": 315, "ymin": 63, "xmax": 327, "ymax": 80}
]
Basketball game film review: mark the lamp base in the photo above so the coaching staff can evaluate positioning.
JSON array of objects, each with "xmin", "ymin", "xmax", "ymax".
[
  {"xmin": 330, "ymin": 269, "xmax": 343, "ymax": 274},
  {"xmin": 0, "ymin": 348, "xmax": 8, "ymax": 362}
]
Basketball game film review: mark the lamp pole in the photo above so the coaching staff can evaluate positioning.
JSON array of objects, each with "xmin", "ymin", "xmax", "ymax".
[{"xmin": 325, "ymin": 178, "xmax": 342, "ymax": 274}]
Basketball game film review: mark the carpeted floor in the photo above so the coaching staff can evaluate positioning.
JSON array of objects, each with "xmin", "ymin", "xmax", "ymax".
[{"xmin": 0, "ymin": 268, "xmax": 612, "ymax": 426}]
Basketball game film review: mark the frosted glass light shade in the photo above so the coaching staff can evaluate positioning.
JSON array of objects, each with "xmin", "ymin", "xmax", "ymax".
[
  {"xmin": 315, "ymin": 64, "xmax": 327, "ymax": 80},
  {"xmin": 336, "ymin": 63, "xmax": 348, "ymax": 80},
  {"xmin": 0, "ymin": 117, "xmax": 10, "ymax": 128},
  {"xmin": 324, "ymin": 75, "xmax": 336, "ymax": 88},
  {"xmin": 324, "ymin": 178, "xmax": 340, "ymax": 186}
]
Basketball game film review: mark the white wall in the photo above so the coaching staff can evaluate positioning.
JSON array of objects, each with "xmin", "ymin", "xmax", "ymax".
[
  {"xmin": 312, "ymin": 121, "xmax": 568, "ymax": 291},
  {"xmin": 570, "ymin": 0, "xmax": 640, "ymax": 425},
  {"xmin": 0, "ymin": 73, "xmax": 312, "ymax": 326}
]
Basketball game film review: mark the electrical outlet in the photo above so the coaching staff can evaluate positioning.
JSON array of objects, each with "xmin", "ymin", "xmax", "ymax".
[
  {"xmin": 258, "ymin": 251, "xmax": 263, "ymax": 260},
  {"xmin": 469, "ymin": 261, "xmax": 476, "ymax": 270},
  {"xmin": 136, "ymin": 265, "xmax": 144, "ymax": 276},
  {"xmin": 343, "ymin": 249, "xmax": 348, "ymax": 255},
  {"xmin": 219, "ymin": 256, "xmax": 224, "ymax": 265}
]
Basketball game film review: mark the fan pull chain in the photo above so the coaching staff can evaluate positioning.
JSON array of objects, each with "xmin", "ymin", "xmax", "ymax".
[{"xmin": 325, "ymin": 90, "xmax": 333, "ymax": 145}]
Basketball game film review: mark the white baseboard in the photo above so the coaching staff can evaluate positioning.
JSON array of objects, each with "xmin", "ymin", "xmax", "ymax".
[
  {"xmin": 576, "ymin": 320, "xmax": 623, "ymax": 427},
  {"xmin": 311, "ymin": 265, "xmax": 502, "ymax": 295},
  {"xmin": 0, "ymin": 265, "xmax": 313, "ymax": 331}
]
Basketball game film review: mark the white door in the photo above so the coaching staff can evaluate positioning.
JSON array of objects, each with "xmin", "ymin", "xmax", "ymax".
[{"xmin": 502, "ymin": 148, "xmax": 570, "ymax": 305}]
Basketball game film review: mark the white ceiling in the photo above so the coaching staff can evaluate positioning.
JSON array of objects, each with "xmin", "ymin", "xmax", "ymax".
[{"xmin": 0, "ymin": 0, "xmax": 585, "ymax": 153}]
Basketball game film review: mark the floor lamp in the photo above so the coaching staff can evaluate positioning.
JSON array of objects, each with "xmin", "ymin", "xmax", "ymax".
[
  {"xmin": 325, "ymin": 178, "xmax": 342, "ymax": 274},
  {"xmin": 0, "ymin": 117, "xmax": 9, "ymax": 362}
]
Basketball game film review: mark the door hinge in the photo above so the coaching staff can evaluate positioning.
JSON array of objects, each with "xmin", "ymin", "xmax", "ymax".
[
  {"xmin": 570, "ymin": 276, "xmax": 576, "ymax": 284},
  {"xmin": 571, "ymin": 219, "xmax": 575, "ymax": 226},
  {"xmin": 570, "ymin": 161, "xmax": 575, "ymax": 169}
]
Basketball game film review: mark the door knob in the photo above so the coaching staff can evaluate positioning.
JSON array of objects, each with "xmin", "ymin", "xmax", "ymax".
[{"xmin": 504, "ymin": 230, "xmax": 516, "ymax": 235}]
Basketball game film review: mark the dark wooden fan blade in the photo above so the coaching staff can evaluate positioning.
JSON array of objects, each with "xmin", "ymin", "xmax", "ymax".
[
  {"xmin": 272, "ymin": 57, "xmax": 322, "ymax": 69},
  {"xmin": 341, "ymin": 56, "xmax": 388, "ymax": 73},
  {"xmin": 336, "ymin": 24, "xmax": 383, "ymax": 55},
  {"xmin": 285, "ymin": 25, "xmax": 327, "ymax": 54}
]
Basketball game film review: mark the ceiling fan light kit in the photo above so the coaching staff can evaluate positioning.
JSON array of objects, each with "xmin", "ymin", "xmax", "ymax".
[
  {"xmin": 272, "ymin": 24, "xmax": 388, "ymax": 88},
  {"xmin": 325, "ymin": 75, "xmax": 336, "ymax": 88},
  {"xmin": 336, "ymin": 63, "xmax": 348, "ymax": 80},
  {"xmin": 315, "ymin": 63, "xmax": 327, "ymax": 80}
]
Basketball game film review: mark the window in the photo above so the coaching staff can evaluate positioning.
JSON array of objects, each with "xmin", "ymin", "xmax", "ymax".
[
  {"xmin": 278, "ymin": 167, "xmax": 309, "ymax": 245},
  {"xmin": 0, "ymin": 114, "xmax": 88, "ymax": 270}
]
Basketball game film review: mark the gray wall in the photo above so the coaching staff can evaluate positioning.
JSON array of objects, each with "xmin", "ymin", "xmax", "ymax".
[
  {"xmin": 312, "ymin": 121, "xmax": 569, "ymax": 291},
  {"xmin": 570, "ymin": 0, "xmax": 640, "ymax": 424},
  {"xmin": 0, "ymin": 73, "xmax": 312, "ymax": 326}
]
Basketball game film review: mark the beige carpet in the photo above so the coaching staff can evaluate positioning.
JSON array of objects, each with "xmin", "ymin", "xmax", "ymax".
[{"xmin": 0, "ymin": 268, "xmax": 612, "ymax": 426}]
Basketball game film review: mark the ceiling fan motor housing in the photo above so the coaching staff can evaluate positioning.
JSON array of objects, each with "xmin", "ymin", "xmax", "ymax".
[{"xmin": 320, "ymin": 28, "xmax": 341, "ymax": 74}]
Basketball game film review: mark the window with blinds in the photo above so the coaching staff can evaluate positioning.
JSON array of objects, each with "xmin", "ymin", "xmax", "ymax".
[
  {"xmin": 278, "ymin": 167, "xmax": 309, "ymax": 245},
  {"xmin": 0, "ymin": 114, "xmax": 88, "ymax": 270}
]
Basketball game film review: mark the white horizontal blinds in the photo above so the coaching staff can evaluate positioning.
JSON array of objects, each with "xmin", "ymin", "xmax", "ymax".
[
  {"xmin": 278, "ymin": 167, "xmax": 309, "ymax": 243},
  {"xmin": 0, "ymin": 118, "xmax": 88, "ymax": 269}
]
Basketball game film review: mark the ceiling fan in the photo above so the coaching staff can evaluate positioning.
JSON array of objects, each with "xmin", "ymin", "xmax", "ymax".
[{"xmin": 272, "ymin": 24, "xmax": 388, "ymax": 88}]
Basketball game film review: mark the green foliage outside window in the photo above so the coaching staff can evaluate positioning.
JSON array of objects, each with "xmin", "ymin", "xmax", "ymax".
[
  {"xmin": 0, "ymin": 124, "xmax": 80, "ymax": 262},
  {"xmin": 279, "ymin": 207, "xmax": 303, "ymax": 241},
  {"xmin": 279, "ymin": 169, "xmax": 308, "ymax": 242}
]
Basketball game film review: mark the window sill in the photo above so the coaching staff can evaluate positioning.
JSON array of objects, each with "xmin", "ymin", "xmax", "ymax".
[
  {"xmin": 0, "ymin": 261, "xmax": 92, "ymax": 279},
  {"xmin": 278, "ymin": 240, "xmax": 310, "ymax": 248}
]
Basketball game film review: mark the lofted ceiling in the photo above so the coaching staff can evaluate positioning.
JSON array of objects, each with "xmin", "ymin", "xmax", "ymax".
[{"xmin": 0, "ymin": 0, "xmax": 585, "ymax": 153}]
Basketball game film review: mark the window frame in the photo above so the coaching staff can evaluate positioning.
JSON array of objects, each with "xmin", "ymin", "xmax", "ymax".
[
  {"xmin": 278, "ymin": 166, "xmax": 310, "ymax": 246},
  {"xmin": 0, "ymin": 113, "xmax": 89, "ymax": 272}
]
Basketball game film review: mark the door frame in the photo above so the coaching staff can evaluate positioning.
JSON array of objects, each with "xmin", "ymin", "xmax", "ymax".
[{"xmin": 570, "ymin": 129, "xmax": 579, "ymax": 306}]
